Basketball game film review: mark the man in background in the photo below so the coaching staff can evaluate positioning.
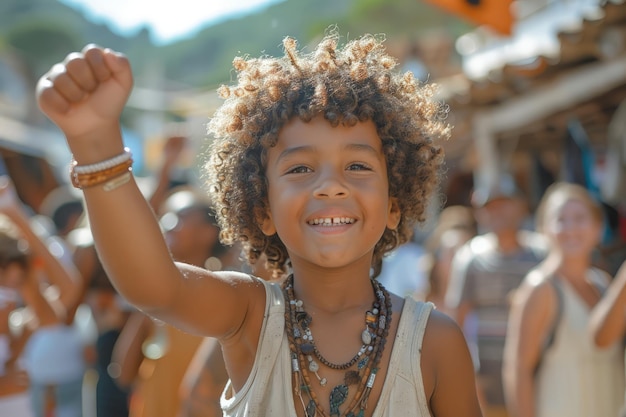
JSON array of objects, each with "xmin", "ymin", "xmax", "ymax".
[{"xmin": 445, "ymin": 176, "xmax": 547, "ymax": 417}]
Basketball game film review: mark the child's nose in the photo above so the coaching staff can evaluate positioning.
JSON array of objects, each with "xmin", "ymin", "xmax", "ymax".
[{"xmin": 313, "ymin": 170, "xmax": 349, "ymax": 198}]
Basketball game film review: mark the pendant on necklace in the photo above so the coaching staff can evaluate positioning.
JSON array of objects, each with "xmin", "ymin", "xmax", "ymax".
[
  {"xmin": 361, "ymin": 328, "xmax": 372, "ymax": 345},
  {"xmin": 344, "ymin": 370, "xmax": 360, "ymax": 386},
  {"xmin": 306, "ymin": 399, "xmax": 317, "ymax": 417},
  {"xmin": 329, "ymin": 384, "xmax": 349, "ymax": 416}
]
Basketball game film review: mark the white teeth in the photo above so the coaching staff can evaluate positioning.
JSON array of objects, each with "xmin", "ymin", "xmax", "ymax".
[{"xmin": 308, "ymin": 217, "xmax": 355, "ymax": 226}]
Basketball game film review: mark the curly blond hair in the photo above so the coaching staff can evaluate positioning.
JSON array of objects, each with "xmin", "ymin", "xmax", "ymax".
[{"xmin": 205, "ymin": 32, "xmax": 449, "ymax": 277}]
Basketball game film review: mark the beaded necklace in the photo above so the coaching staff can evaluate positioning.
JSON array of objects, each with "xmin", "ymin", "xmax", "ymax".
[{"xmin": 282, "ymin": 275, "xmax": 392, "ymax": 417}]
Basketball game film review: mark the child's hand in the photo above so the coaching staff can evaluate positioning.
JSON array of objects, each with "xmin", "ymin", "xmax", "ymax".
[{"xmin": 36, "ymin": 44, "xmax": 133, "ymax": 142}]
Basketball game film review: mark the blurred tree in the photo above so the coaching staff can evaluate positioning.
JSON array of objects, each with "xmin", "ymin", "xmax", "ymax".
[
  {"xmin": 324, "ymin": 0, "xmax": 470, "ymax": 38},
  {"xmin": 5, "ymin": 20, "xmax": 81, "ymax": 81}
]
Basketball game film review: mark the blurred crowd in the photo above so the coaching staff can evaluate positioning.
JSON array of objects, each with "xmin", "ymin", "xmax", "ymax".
[{"xmin": 0, "ymin": 132, "xmax": 625, "ymax": 417}]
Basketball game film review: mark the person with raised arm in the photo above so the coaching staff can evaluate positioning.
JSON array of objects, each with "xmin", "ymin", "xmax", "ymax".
[
  {"xmin": 37, "ymin": 33, "xmax": 482, "ymax": 416},
  {"xmin": 503, "ymin": 182, "xmax": 624, "ymax": 417},
  {"xmin": 0, "ymin": 176, "xmax": 84, "ymax": 417}
]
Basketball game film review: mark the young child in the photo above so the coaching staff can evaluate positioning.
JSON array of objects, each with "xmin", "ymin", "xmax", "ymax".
[{"xmin": 36, "ymin": 32, "xmax": 482, "ymax": 416}]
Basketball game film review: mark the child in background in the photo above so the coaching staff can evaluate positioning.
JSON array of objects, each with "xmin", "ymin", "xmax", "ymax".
[{"xmin": 36, "ymin": 32, "xmax": 482, "ymax": 416}]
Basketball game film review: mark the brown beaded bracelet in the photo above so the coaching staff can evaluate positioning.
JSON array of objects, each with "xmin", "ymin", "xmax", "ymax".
[{"xmin": 70, "ymin": 158, "xmax": 133, "ymax": 189}]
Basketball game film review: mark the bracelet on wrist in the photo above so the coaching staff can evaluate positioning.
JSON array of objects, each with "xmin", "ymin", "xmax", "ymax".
[
  {"xmin": 72, "ymin": 148, "xmax": 132, "ymax": 174},
  {"xmin": 70, "ymin": 149, "xmax": 134, "ymax": 190}
]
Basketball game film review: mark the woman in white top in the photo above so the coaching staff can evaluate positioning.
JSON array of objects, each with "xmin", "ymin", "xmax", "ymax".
[{"xmin": 503, "ymin": 182, "xmax": 625, "ymax": 417}]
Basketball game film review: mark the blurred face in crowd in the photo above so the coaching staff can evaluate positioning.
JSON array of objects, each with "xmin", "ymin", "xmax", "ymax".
[
  {"xmin": 542, "ymin": 197, "xmax": 602, "ymax": 258},
  {"xmin": 161, "ymin": 207, "xmax": 220, "ymax": 262},
  {"xmin": 475, "ymin": 197, "xmax": 526, "ymax": 234}
]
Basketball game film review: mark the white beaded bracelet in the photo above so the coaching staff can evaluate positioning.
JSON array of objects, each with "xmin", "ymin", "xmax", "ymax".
[{"xmin": 72, "ymin": 148, "xmax": 132, "ymax": 175}]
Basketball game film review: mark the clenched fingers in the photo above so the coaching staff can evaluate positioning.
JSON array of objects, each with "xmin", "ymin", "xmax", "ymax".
[
  {"xmin": 36, "ymin": 44, "xmax": 132, "ymax": 125},
  {"xmin": 37, "ymin": 76, "xmax": 72, "ymax": 115},
  {"xmin": 82, "ymin": 44, "xmax": 113, "ymax": 82},
  {"xmin": 48, "ymin": 62, "xmax": 86, "ymax": 102},
  {"xmin": 64, "ymin": 51, "xmax": 98, "ymax": 93}
]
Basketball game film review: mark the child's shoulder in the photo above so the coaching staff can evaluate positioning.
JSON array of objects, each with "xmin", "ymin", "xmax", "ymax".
[
  {"xmin": 400, "ymin": 298, "xmax": 464, "ymax": 350},
  {"xmin": 419, "ymin": 306, "xmax": 475, "ymax": 397},
  {"xmin": 423, "ymin": 306, "xmax": 465, "ymax": 342}
]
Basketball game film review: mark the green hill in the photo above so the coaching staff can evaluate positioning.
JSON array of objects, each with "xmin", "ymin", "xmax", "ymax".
[{"xmin": 1, "ymin": 0, "xmax": 468, "ymax": 90}]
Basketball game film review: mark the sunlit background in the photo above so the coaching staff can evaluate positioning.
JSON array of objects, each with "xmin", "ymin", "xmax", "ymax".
[
  {"xmin": 58, "ymin": 0, "xmax": 287, "ymax": 45},
  {"xmin": 0, "ymin": 0, "xmax": 625, "ymax": 263}
]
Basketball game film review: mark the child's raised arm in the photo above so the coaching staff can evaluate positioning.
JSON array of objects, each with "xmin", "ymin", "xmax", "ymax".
[{"xmin": 35, "ymin": 45, "xmax": 263, "ymax": 340}]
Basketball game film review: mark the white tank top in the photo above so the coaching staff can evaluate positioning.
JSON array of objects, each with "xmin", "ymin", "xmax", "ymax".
[
  {"xmin": 221, "ymin": 278, "xmax": 434, "ymax": 417},
  {"xmin": 535, "ymin": 276, "xmax": 625, "ymax": 417}
]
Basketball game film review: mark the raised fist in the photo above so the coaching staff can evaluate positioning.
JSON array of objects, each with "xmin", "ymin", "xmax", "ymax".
[{"xmin": 36, "ymin": 44, "xmax": 133, "ymax": 143}]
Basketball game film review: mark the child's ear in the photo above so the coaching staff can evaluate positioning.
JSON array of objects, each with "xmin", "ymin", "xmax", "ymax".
[
  {"xmin": 258, "ymin": 209, "xmax": 277, "ymax": 236},
  {"xmin": 386, "ymin": 197, "xmax": 401, "ymax": 230}
]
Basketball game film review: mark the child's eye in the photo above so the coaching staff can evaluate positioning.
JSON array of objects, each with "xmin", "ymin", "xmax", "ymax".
[
  {"xmin": 286, "ymin": 165, "xmax": 312, "ymax": 174},
  {"xmin": 347, "ymin": 163, "xmax": 372, "ymax": 171}
]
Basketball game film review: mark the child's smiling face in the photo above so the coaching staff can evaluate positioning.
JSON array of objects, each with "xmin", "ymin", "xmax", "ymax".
[{"xmin": 262, "ymin": 115, "xmax": 400, "ymax": 271}]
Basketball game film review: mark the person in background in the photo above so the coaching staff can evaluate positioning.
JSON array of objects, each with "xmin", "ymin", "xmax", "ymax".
[
  {"xmin": 69, "ymin": 133, "xmax": 190, "ymax": 417},
  {"xmin": 503, "ymin": 182, "xmax": 624, "ymax": 417},
  {"xmin": 425, "ymin": 205, "xmax": 477, "ymax": 313},
  {"xmin": 177, "ymin": 336, "xmax": 226, "ymax": 417},
  {"xmin": 70, "ymin": 234, "xmax": 132, "ymax": 417},
  {"xmin": 112, "ymin": 185, "xmax": 245, "ymax": 417},
  {"xmin": 0, "ymin": 176, "xmax": 84, "ymax": 417},
  {"xmin": 38, "ymin": 185, "xmax": 84, "ymax": 239},
  {"xmin": 445, "ymin": 176, "xmax": 547, "ymax": 417},
  {"xmin": 0, "ymin": 211, "xmax": 34, "ymax": 417}
]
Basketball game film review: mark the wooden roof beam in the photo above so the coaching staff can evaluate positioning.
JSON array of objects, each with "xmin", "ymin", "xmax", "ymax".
[{"xmin": 471, "ymin": 55, "xmax": 626, "ymax": 187}]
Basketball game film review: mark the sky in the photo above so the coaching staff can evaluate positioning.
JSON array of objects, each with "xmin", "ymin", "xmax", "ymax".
[{"xmin": 59, "ymin": 0, "xmax": 284, "ymax": 44}]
